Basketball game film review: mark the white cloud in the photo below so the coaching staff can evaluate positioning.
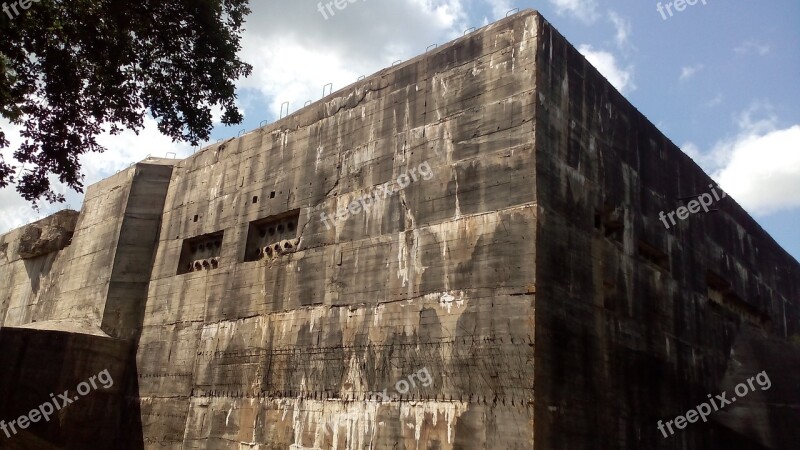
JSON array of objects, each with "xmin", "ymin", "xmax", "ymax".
[
  {"xmin": 681, "ymin": 142, "xmax": 702, "ymax": 162},
  {"xmin": 734, "ymin": 40, "xmax": 770, "ymax": 56},
  {"xmin": 0, "ymin": 117, "xmax": 192, "ymax": 234},
  {"xmin": 482, "ymin": 0, "xmax": 514, "ymax": 21},
  {"xmin": 712, "ymin": 123, "xmax": 800, "ymax": 216},
  {"xmin": 578, "ymin": 45, "xmax": 635, "ymax": 93},
  {"xmin": 680, "ymin": 64, "xmax": 704, "ymax": 81},
  {"xmin": 84, "ymin": 117, "xmax": 192, "ymax": 181},
  {"xmin": 238, "ymin": 0, "xmax": 467, "ymax": 117},
  {"xmin": 607, "ymin": 11, "xmax": 631, "ymax": 49},
  {"xmin": 0, "ymin": 120, "xmax": 62, "ymax": 232},
  {"xmin": 685, "ymin": 105, "xmax": 800, "ymax": 216},
  {"xmin": 549, "ymin": 0, "xmax": 600, "ymax": 23},
  {"xmin": 703, "ymin": 93, "xmax": 724, "ymax": 108}
]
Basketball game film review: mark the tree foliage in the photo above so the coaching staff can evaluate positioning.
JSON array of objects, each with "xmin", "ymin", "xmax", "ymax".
[{"xmin": 0, "ymin": 0, "xmax": 252, "ymax": 203}]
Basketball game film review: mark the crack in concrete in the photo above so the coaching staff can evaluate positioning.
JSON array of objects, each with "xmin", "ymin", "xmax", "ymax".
[{"xmin": 329, "ymin": 83, "xmax": 390, "ymax": 117}]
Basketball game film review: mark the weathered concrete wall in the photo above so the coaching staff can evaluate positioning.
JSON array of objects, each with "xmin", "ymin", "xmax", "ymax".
[
  {"xmin": 0, "ymin": 210, "xmax": 78, "ymax": 327},
  {"xmin": 532, "ymin": 15, "xmax": 800, "ymax": 450},
  {"xmin": 133, "ymin": 11, "xmax": 539, "ymax": 450},
  {"xmin": 0, "ymin": 326, "xmax": 128, "ymax": 449},
  {"xmin": 0, "ymin": 171, "xmax": 136, "ymax": 328},
  {"xmin": 0, "ymin": 160, "xmax": 175, "ymax": 449},
  {"xmin": 0, "ymin": 161, "xmax": 174, "ymax": 336},
  {"xmin": 103, "ymin": 163, "xmax": 175, "ymax": 341}
]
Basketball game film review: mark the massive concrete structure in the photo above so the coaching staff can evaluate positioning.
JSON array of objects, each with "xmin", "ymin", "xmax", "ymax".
[{"xmin": 0, "ymin": 10, "xmax": 797, "ymax": 449}]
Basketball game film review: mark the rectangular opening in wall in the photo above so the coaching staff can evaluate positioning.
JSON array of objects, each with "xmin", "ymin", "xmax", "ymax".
[
  {"xmin": 637, "ymin": 240, "xmax": 670, "ymax": 271},
  {"xmin": 706, "ymin": 271, "xmax": 771, "ymax": 329},
  {"xmin": 706, "ymin": 271, "xmax": 730, "ymax": 291},
  {"xmin": 177, "ymin": 231, "xmax": 224, "ymax": 275},
  {"xmin": 596, "ymin": 206, "xmax": 624, "ymax": 243},
  {"xmin": 244, "ymin": 210, "xmax": 301, "ymax": 262}
]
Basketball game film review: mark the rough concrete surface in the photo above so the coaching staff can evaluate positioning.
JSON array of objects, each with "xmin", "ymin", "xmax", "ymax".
[
  {"xmin": 15, "ymin": 210, "xmax": 79, "ymax": 260},
  {"xmin": 0, "ymin": 9, "xmax": 797, "ymax": 450}
]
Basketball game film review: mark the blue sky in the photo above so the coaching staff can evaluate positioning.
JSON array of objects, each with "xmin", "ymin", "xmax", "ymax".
[{"xmin": 1, "ymin": 0, "xmax": 798, "ymax": 261}]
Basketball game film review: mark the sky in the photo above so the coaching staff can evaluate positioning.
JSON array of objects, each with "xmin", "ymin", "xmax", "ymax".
[{"xmin": 1, "ymin": 0, "xmax": 798, "ymax": 261}]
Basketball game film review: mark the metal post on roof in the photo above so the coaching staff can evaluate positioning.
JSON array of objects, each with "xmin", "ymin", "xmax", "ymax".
[
  {"xmin": 238, "ymin": 129, "xmax": 246, "ymax": 137},
  {"xmin": 280, "ymin": 102, "xmax": 290, "ymax": 119},
  {"xmin": 304, "ymin": 100, "xmax": 312, "ymax": 107},
  {"xmin": 392, "ymin": 60, "xmax": 402, "ymax": 66},
  {"xmin": 166, "ymin": 152, "xmax": 176, "ymax": 159},
  {"xmin": 322, "ymin": 83, "xmax": 333, "ymax": 97},
  {"xmin": 426, "ymin": 44, "xmax": 437, "ymax": 52},
  {"xmin": 259, "ymin": 120, "xmax": 269, "ymax": 127},
  {"xmin": 506, "ymin": 8, "xmax": 519, "ymax": 17},
  {"xmin": 464, "ymin": 27, "xmax": 476, "ymax": 35},
  {"xmin": 357, "ymin": 75, "xmax": 365, "ymax": 81}
]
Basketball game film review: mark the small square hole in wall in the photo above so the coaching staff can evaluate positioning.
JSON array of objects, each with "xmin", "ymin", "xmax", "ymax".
[
  {"xmin": 270, "ymin": 191, "xmax": 276, "ymax": 199},
  {"xmin": 252, "ymin": 196, "xmax": 259, "ymax": 204},
  {"xmin": 193, "ymin": 215, "xmax": 199, "ymax": 222}
]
